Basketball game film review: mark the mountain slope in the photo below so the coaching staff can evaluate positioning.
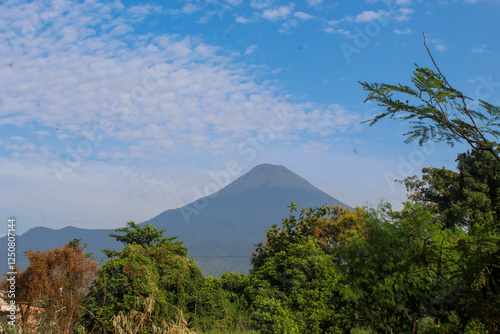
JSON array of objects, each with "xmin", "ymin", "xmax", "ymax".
[
  {"xmin": 0, "ymin": 164, "xmax": 349, "ymax": 277},
  {"xmin": 141, "ymin": 164, "xmax": 348, "ymax": 276}
]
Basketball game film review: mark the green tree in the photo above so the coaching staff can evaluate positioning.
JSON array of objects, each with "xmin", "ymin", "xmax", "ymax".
[
  {"xmin": 80, "ymin": 222, "xmax": 203, "ymax": 333},
  {"xmin": 248, "ymin": 204, "xmax": 364, "ymax": 333},
  {"xmin": 340, "ymin": 203, "xmax": 466, "ymax": 333},
  {"xmin": 102, "ymin": 221, "xmax": 185, "ymax": 257},
  {"xmin": 360, "ymin": 49, "xmax": 500, "ymax": 330},
  {"xmin": 403, "ymin": 149, "xmax": 500, "ymax": 230},
  {"xmin": 190, "ymin": 273, "xmax": 253, "ymax": 332},
  {"xmin": 359, "ymin": 43, "xmax": 500, "ymax": 164},
  {"xmin": 400, "ymin": 151, "xmax": 500, "ymax": 329}
]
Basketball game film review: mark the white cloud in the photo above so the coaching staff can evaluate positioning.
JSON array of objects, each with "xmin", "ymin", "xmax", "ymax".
[
  {"xmin": 279, "ymin": 19, "xmax": 298, "ymax": 33},
  {"xmin": 394, "ymin": 7, "xmax": 414, "ymax": 21},
  {"xmin": 355, "ymin": 10, "xmax": 388, "ymax": 22},
  {"xmin": 245, "ymin": 45, "xmax": 258, "ymax": 55},
  {"xmin": 35, "ymin": 130, "xmax": 51, "ymax": 138},
  {"xmin": 427, "ymin": 38, "xmax": 449, "ymax": 52},
  {"xmin": 324, "ymin": 27, "xmax": 351, "ymax": 37},
  {"xmin": 394, "ymin": 27, "xmax": 412, "ymax": 35},
  {"xmin": 306, "ymin": 0, "xmax": 323, "ymax": 6},
  {"xmin": 261, "ymin": 4, "xmax": 294, "ymax": 21},
  {"xmin": 294, "ymin": 12, "xmax": 314, "ymax": 20},
  {"xmin": 235, "ymin": 16, "xmax": 249, "ymax": 23},
  {"xmin": 250, "ymin": 0, "xmax": 274, "ymax": 9},
  {"xmin": 9, "ymin": 136, "xmax": 27, "ymax": 142},
  {"xmin": 471, "ymin": 44, "xmax": 488, "ymax": 54},
  {"xmin": 366, "ymin": 0, "xmax": 411, "ymax": 4},
  {"xmin": 127, "ymin": 4, "xmax": 162, "ymax": 19},
  {"xmin": 181, "ymin": 3, "xmax": 202, "ymax": 14},
  {"xmin": 1, "ymin": 0, "xmax": 360, "ymax": 166}
]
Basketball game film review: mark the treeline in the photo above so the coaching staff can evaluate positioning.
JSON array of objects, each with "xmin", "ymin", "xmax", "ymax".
[
  {"xmin": 3, "ymin": 149, "xmax": 499, "ymax": 333},
  {"xmin": 3, "ymin": 64, "xmax": 500, "ymax": 333}
]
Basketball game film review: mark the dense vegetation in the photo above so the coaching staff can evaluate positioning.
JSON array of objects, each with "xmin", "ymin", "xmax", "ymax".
[{"xmin": 2, "ymin": 63, "xmax": 500, "ymax": 333}]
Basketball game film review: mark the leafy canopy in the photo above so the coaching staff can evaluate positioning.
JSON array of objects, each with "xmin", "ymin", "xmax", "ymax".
[
  {"xmin": 359, "ymin": 38, "xmax": 500, "ymax": 164},
  {"xmin": 81, "ymin": 222, "xmax": 201, "ymax": 333},
  {"xmin": 109, "ymin": 221, "xmax": 166, "ymax": 247},
  {"xmin": 103, "ymin": 221, "xmax": 187, "ymax": 257}
]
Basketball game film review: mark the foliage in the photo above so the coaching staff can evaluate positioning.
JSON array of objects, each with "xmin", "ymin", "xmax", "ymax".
[
  {"xmin": 249, "ymin": 204, "xmax": 364, "ymax": 333},
  {"xmin": 190, "ymin": 273, "xmax": 252, "ymax": 332},
  {"xmin": 81, "ymin": 223, "xmax": 203, "ymax": 333},
  {"xmin": 0, "ymin": 239, "xmax": 98, "ymax": 333},
  {"xmin": 360, "ymin": 64, "xmax": 500, "ymax": 164},
  {"xmin": 252, "ymin": 204, "xmax": 369, "ymax": 269},
  {"xmin": 361, "ymin": 52, "xmax": 500, "ymax": 331},
  {"xmin": 339, "ymin": 203, "xmax": 467, "ymax": 333},
  {"xmin": 110, "ymin": 295, "xmax": 199, "ymax": 334},
  {"xmin": 102, "ymin": 221, "xmax": 185, "ymax": 258},
  {"xmin": 401, "ymin": 150, "xmax": 500, "ymax": 329},
  {"xmin": 403, "ymin": 149, "xmax": 500, "ymax": 230}
]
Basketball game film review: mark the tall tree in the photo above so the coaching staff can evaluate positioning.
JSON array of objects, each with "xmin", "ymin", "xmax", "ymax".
[
  {"xmin": 360, "ymin": 44, "xmax": 500, "ymax": 330},
  {"xmin": 81, "ymin": 222, "xmax": 203, "ymax": 333},
  {"xmin": 359, "ymin": 35, "xmax": 500, "ymax": 164},
  {"xmin": 249, "ymin": 204, "xmax": 368, "ymax": 333}
]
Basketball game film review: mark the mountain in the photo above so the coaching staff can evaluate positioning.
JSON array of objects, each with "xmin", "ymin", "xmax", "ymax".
[
  {"xmin": 0, "ymin": 164, "xmax": 349, "ymax": 277},
  {"xmin": 142, "ymin": 164, "xmax": 348, "ymax": 276}
]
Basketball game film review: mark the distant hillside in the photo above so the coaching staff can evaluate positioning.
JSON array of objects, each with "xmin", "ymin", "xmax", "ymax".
[
  {"xmin": 141, "ymin": 164, "xmax": 349, "ymax": 276},
  {"xmin": 0, "ymin": 164, "xmax": 349, "ymax": 277}
]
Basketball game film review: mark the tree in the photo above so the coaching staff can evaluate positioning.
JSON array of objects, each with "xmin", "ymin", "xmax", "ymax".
[
  {"xmin": 3, "ymin": 239, "xmax": 97, "ymax": 333},
  {"xmin": 102, "ymin": 221, "xmax": 184, "ymax": 257},
  {"xmin": 190, "ymin": 273, "xmax": 253, "ymax": 332},
  {"xmin": 360, "ymin": 43, "xmax": 500, "ymax": 330},
  {"xmin": 359, "ymin": 35, "xmax": 500, "ymax": 164},
  {"xmin": 402, "ymin": 149, "xmax": 500, "ymax": 230},
  {"xmin": 340, "ymin": 203, "xmax": 467, "ymax": 333},
  {"xmin": 80, "ymin": 222, "xmax": 203, "ymax": 333},
  {"xmin": 248, "ymin": 204, "xmax": 367, "ymax": 333},
  {"xmin": 252, "ymin": 204, "xmax": 369, "ymax": 269},
  {"xmin": 401, "ymin": 150, "xmax": 500, "ymax": 328}
]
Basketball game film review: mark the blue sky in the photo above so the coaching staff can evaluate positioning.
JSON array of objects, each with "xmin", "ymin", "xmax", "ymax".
[{"xmin": 1, "ymin": 0, "xmax": 499, "ymax": 235}]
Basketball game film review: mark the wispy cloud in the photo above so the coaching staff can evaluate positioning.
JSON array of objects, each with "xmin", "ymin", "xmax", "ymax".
[
  {"xmin": 366, "ymin": 0, "xmax": 412, "ymax": 4},
  {"xmin": 394, "ymin": 27, "xmax": 412, "ymax": 34},
  {"xmin": 261, "ymin": 4, "xmax": 295, "ymax": 20},
  {"xmin": 1, "ymin": 0, "xmax": 360, "ymax": 168},
  {"xmin": 427, "ymin": 38, "xmax": 449, "ymax": 52},
  {"xmin": 393, "ymin": 7, "xmax": 414, "ymax": 21},
  {"xmin": 250, "ymin": 0, "xmax": 274, "ymax": 9},
  {"xmin": 294, "ymin": 12, "xmax": 314, "ymax": 20},
  {"xmin": 471, "ymin": 44, "xmax": 488, "ymax": 54},
  {"xmin": 355, "ymin": 10, "xmax": 388, "ymax": 22},
  {"xmin": 306, "ymin": 0, "xmax": 323, "ymax": 7},
  {"xmin": 181, "ymin": 3, "xmax": 202, "ymax": 14},
  {"xmin": 245, "ymin": 44, "xmax": 258, "ymax": 55}
]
